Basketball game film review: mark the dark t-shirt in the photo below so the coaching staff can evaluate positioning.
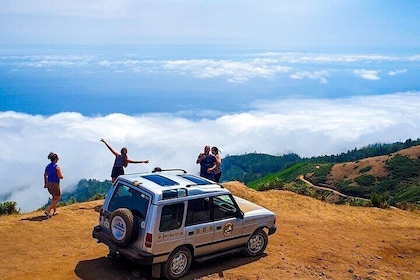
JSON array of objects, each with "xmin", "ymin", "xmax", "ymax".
[
  {"xmin": 45, "ymin": 163, "xmax": 60, "ymax": 183},
  {"xmin": 199, "ymin": 154, "xmax": 216, "ymax": 180}
]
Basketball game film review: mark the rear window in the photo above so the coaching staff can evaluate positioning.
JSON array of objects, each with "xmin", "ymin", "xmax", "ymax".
[{"xmin": 108, "ymin": 183, "xmax": 150, "ymax": 219}]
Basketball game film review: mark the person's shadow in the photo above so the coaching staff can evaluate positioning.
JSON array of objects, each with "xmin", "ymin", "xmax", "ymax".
[{"xmin": 21, "ymin": 215, "xmax": 50, "ymax": 222}]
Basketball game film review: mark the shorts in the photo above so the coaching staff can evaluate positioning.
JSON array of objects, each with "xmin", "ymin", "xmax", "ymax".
[
  {"xmin": 111, "ymin": 166, "xmax": 124, "ymax": 178},
  {"xmin": 46, "ymin": 182, "xmax": 61, "ymax": 196}
]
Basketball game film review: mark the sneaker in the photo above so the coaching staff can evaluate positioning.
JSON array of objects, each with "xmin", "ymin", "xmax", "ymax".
[
  {"xmin": 44, "ymin": 210, "xmax": 52, "ymax": 218},
  {"xmin": 53, "ymin": 211, "xmax": 59, "ymax": 216}
]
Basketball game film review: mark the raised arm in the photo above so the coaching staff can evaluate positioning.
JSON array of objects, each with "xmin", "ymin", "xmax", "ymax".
[
  {"xmin": 100, "ymin": 138, "xmax": 119, "ymax": 156},
  {"xmin": 127, "ymin": 159, "xmax": 149, "ymax": 164}
]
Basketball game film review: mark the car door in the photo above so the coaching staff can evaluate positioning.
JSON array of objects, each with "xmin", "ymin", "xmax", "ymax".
[
  {"xmin": 210, "ymin": 194, "xmax": 246, "ymax": 253},
  {"xmin": 184, "ymin": 197, "xmax": 214, "ymax": 256}
]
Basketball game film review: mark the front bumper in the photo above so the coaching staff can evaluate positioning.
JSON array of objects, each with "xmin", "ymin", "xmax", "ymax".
[{"xmin": 268, "ymin": 225, "xmax": 277, "ymax": 235}]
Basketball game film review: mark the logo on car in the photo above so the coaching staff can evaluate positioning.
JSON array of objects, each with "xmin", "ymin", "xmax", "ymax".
[{"xmin": 223, "ymin": 222, "xmax": 233, "ymax": 236}]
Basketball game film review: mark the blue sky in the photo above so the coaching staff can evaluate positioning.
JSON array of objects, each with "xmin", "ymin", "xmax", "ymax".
[
  {"xmin": 1, "ymin": 1, "xmax": 419, "ymax": 49},
  {"xmin": 0, "ymin": 1, "xmax": 419, "ymax": 212}
]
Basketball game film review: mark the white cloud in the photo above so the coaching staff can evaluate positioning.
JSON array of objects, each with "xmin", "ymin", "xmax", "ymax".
[
  {"xmin": 290, "ymin": 70, "xmax": 329, "ymax": 83},
  {"xmin": 254, "ymin": 52, "xmax": 420, "ymax": 63},
  {"xmin": 1, "ymin": 91, "xmax": 420, "ymax": 212},
  {"xmin": 3, "ymin": 52, "xmax": 418, "ymax": 85},
  {"xmin": 354, "ymin": 69, "xmax": 380, "ymax": 80},
  {"xmin": 162, "ymin": 59, "xmax": 292, "ymax": 83},
  {"xmin": 388, "ymin": 69, "xmax": 407, "ymax": 76}
]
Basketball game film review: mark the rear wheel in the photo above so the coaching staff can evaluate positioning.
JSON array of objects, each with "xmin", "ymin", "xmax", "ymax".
[
  {"xmin": 243, "ymin": 229, "xmax": 268, "ymax": 257},
  {"xmin": 162, "ymin": 246, "xmax": 192, "ymax": 280}
]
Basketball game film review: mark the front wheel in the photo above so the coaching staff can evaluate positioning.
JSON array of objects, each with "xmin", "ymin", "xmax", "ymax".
[
  {"xmin": 243, "ymin": 229, "xmax": 268, "ymax": 257},
  {"xmin": 162, "ymin": 246, "xmax": 192, "ymax": 280}
]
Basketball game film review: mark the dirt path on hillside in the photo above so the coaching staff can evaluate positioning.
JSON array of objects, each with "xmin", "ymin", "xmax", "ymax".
[
  {"xmin": 298, "ymin": 175, "xmax": 371, "ymax": 202},
  {"xmin": 1, "ymin": 181, "xmax": 419, "ymax": 280}
]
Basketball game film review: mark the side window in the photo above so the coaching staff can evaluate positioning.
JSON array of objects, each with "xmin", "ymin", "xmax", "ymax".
[
  {"xmin": 186, "ymin": 198, "xmax": 211, "ymax": 226},
  {"xmin": 108, "ymin": 183, "xmax": 150, "ymax": 219},
  {"xmin": 212, "ymin": 195, "xmax": 238, "ymax": 221},
  {"xmin": 159, "ymin": 203, "xmax": 184, "ymax": 232}
]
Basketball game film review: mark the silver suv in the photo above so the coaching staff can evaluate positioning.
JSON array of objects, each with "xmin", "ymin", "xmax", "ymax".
[{"xmin": 92, "ymin": 168, "xmax": 276, "ymax": 279}]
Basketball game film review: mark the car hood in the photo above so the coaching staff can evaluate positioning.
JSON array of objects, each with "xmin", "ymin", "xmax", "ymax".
[{"xmin": 234, "ymin": 196, "xmax": 274, "ymax": 216}]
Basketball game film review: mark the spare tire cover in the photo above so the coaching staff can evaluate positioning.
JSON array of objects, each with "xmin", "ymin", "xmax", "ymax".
[{"xmin": 109, "ymin": 208, "xmax": 137, "ymax": 247}]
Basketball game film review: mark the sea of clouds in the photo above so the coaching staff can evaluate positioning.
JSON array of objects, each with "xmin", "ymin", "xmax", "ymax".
[{"xmin": 1, "ymin": 91, "xmax": 420, "ymax": 212}]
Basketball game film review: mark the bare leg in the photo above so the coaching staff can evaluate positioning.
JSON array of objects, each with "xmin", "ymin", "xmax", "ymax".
[{"xmin": 51, "ymin": 195, "xmax": 61, "ymax": 213}]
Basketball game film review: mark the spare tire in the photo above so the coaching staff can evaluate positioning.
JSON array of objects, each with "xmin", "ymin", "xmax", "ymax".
[{"xmin": 109, "ymin": 208, "xmax": 137, "ymax": 247}]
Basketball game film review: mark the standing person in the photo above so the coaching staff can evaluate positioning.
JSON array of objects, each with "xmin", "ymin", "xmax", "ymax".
[
  {"xmin": 101, "ymin": 138, "xmax": 149, "ymax": 183},
  {"xmin": 44, "ymin": 152, "xmax": 63, "ymax": 218},
  {"xmin": 209, "ymin": 146, "xmax": 222, "ymax": 183},
  {"xmin": 196, "ymin": 145, "xmax": 216, "ymax": 181}
]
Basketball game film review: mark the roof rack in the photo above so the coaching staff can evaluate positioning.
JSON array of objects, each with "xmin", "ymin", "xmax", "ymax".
[{"xmin": 152, "ymin": 167, "xmax": 187, "ymax": 174}]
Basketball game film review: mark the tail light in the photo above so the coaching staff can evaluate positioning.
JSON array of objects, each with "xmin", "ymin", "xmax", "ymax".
[{"xmin": 145, "ymin": 233, "xmax": 153, "ymax": 248}]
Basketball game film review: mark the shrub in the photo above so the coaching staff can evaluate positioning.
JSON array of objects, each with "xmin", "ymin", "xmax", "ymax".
[
  {"xmin": 0, "ymin": 201, "xmax": 20, "ymax": 215},
  {"xmin": 386, "ymin": 154, "xmax": 420, "ymax": 179},
  {"xmin": 359, "ymin": 165, "xmax": 372, "ymax": 173},
  {"xmin": 354, "ymin": 174, "xmax": 376, "ymax": 187},
  {"xmin": 89, "ymin": 193, "xmax": 106, "ymax": 201},
  {"xmin": 256, "ymin": 177, "xmax": 285, "ymax": 191},
  {"xmin": 370, "ymin": 192, "xmax": 388, "ymax": 208},
  {"xmin": 311, "ymin": 164, "xmax": 333, "ymax": 184}
]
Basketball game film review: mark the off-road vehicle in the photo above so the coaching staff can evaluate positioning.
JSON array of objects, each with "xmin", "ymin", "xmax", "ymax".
[{"xmin": 92, "ymin": 168, "xmax": 277, "ymax": 279}]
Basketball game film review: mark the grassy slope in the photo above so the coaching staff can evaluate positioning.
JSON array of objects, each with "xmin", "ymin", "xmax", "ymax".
[{"xmin": 248, "ymin": 146, "xmax": 420, "ymax": 205}]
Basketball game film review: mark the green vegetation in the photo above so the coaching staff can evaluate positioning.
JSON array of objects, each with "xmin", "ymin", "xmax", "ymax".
[
  {"xmin": 309, "ymin": 138, "xmax": 420, "ymax": 163},
  {"xmin": 386, "ymin": 154, "xmax": 420, "ymax": 179},
  {"xmin": 222, "ymin": 138, "xmax": 420, "ymax": 183},
  {"xmin": 241, "ymin": 139, "xmax": 420, "ymax": 209},
  {"xmin": 370, "ymin": 192, "xmax": 388, "ymax": 208},
  {"xmin": 359, "ymin": 165, "xmax": 372, "ymax": 173},
  {"xmin": 60, "ymin": 179, "xmax": 111, "ymax": 204},
  {"xmin": 354, "ymin": 174, "xmax": 376, "ymax": 186},
  {"xmin": 0, "ymin": 201, "xmax": 20, "ymax": 215},
  {"xmin": 311, "ymin": 164, "xmax": 334, "ymax": 184},
  {"xmin": 248, "ymin": 162, "xmax": 318, "ymax": 190},
  {"xmin": 222, "ymin": 153, "xmax": 302, "ymax": 183}
]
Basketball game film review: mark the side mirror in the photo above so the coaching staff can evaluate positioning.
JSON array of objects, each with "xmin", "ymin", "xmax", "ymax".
[{"xmin": 236, "ymin": 210, "xmax": 244, "ymax": 219}]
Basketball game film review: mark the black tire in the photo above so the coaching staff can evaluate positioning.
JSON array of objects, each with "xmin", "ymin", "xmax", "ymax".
[
  {"xmin": 162, "ymin": 246, "xmax": 192, "ymax": 280},
  {"xmin": 109, "ymin": 208, "xmax": 137, "ymax": 247},
  {"xmin": 243, "ymin": 229, "xmax": 268, "ymax": 257}
]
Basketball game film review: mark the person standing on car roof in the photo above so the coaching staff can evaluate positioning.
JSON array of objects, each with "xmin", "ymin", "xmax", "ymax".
[
  {"xmin": 209, "ymin": 146, "xmax": 222, "ymax": 183},
  {"xmin": 100, "ymin": 138, "xmax": 149, "ymax": 183},
  {"xmin": 196, "ymin": 145, "xmax": 216, "ymax": 181}
]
